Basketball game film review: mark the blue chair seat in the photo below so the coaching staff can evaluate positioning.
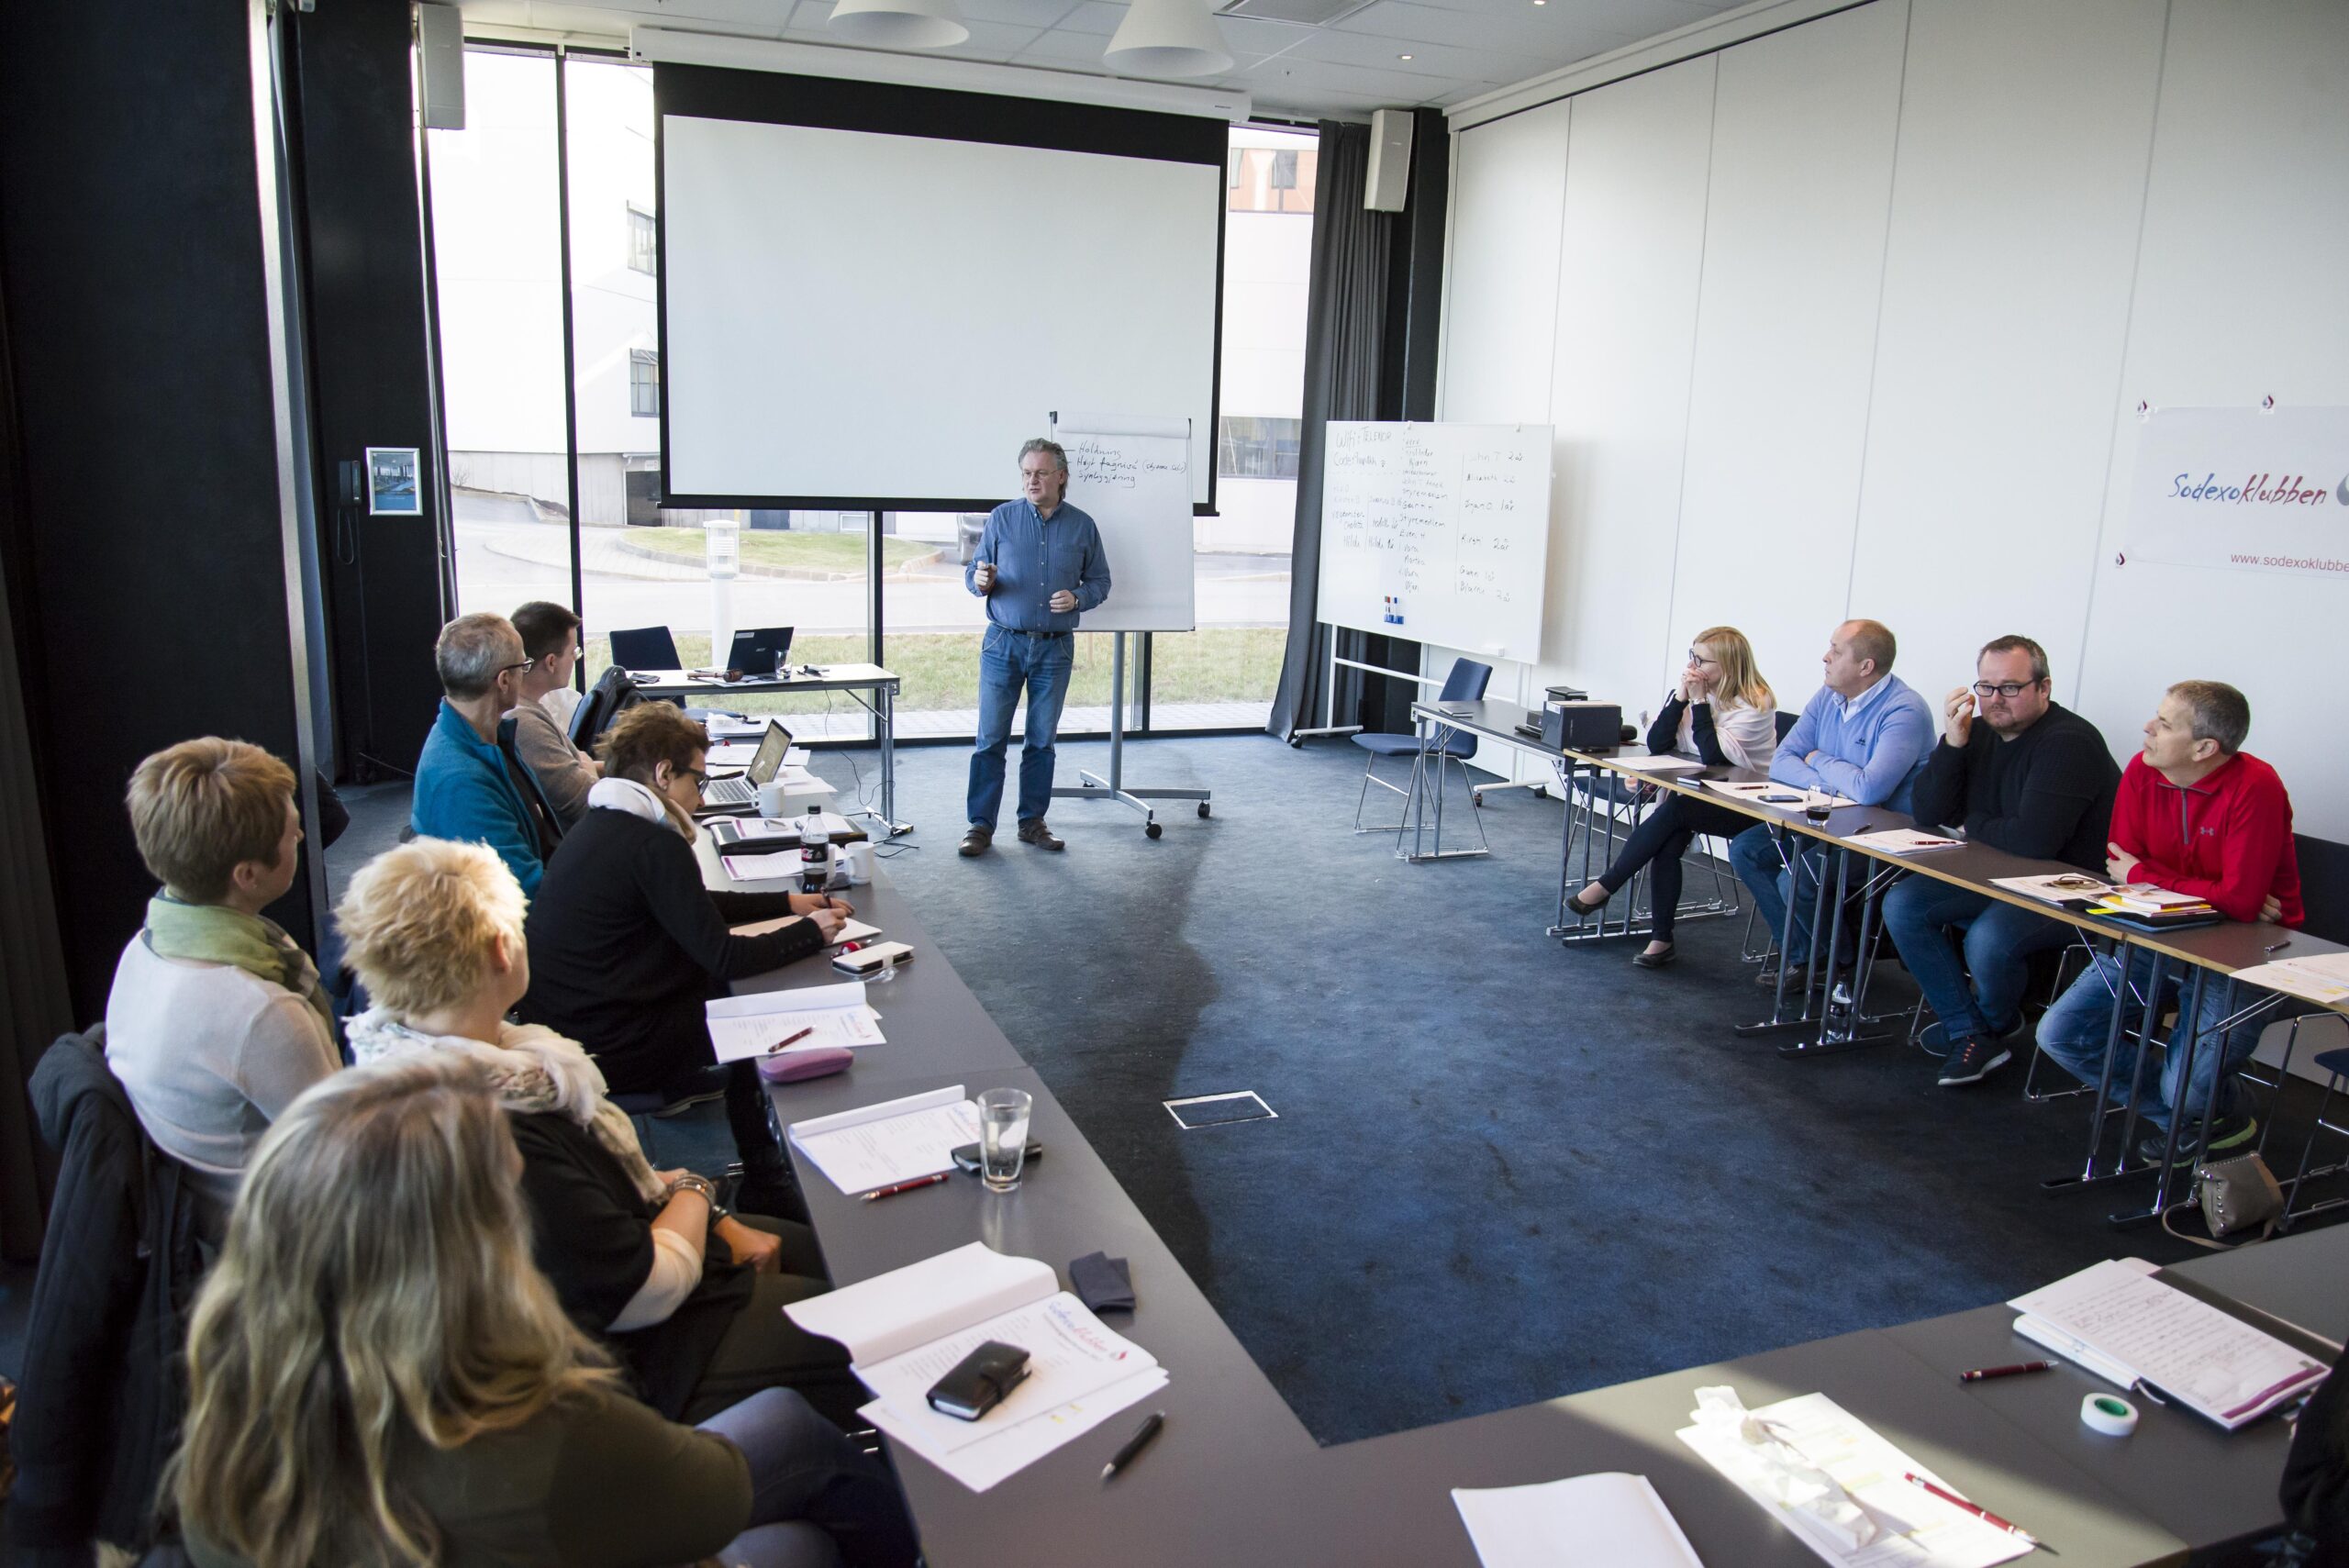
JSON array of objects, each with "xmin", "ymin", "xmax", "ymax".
[
  {"xmin": 2316, "ymin": 1047, "xmax": 2349, "ymax": 1079},
  {"xmin": 1352, "ymin": 730, "xmax": 1473, "ymax": 759}
]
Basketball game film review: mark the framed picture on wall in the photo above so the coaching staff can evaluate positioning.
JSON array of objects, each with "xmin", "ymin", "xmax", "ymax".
[{"xmin": 366, "ymin": 447, "xmax": 421, "ymax": 516}]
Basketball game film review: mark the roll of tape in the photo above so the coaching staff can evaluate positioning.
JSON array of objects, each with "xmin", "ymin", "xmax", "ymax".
[{"xmin": 2082, "ymin": 1393, "xmax": 2138, "ymax": 1436}]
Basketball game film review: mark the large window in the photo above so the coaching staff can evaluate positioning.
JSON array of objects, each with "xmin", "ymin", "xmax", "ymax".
[{"xmin": 429, "ymin": 50, "xmax": 1306, "ymax": 743}]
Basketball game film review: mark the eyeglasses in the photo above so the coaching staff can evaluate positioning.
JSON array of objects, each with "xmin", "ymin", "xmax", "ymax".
[
  {"xmin": 679, "ymin": 767, "xmax": 709, "ymax": 793},
  {"xmin": 498, "ymin": 659, "xmax": 536, "ymax": 677},
  {"xmin": 1687, "ymin": 651, "xmax": 1718, "ymax": 666},
  {"xmin": 1972, "ymin": 680, "xmax": 2040, "ymax": 698}
]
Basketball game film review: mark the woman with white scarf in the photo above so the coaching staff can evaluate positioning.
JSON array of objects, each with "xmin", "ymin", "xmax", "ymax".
[
  {"xmin": 515, "ymin": 702, "xmax": 850, "ymax": 1220},
  {"xmin": 337, "ymin": 837, "xmax": 865, "ymax": 1429}
]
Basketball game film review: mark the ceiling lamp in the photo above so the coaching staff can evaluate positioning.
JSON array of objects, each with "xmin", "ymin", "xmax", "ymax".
[
  {"xmin": 1104, "ymin": 0, "xmax": 1235, "ymax": 77},
  {"xmin": 827, "ymin": 0, "xmax": 970, "ymax": 50}
]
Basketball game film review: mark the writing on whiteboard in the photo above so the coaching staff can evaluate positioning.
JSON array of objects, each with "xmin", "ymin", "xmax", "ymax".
[{"xmin": 1065, "ymin": 438, "xmax": 1187, "ymax": 494}]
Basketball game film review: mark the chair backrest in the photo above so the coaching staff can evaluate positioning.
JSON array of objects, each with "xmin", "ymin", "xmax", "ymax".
[
  {"xmin": 1437, "ymin": 659, "xmax": 1493, "ymax": 704},
  {"xmin": 1776, "ymin": 709, "xmax": 1799, "ymax": 740},
  {"xmin": 608, "ymin": 626, "xmax": 681, "ymax": 671}
]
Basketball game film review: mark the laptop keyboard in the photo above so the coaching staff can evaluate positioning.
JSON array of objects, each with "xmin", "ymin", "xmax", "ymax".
[{"xmin": 704, "ymin": 777, "xmax": 755, "ymax": 807}]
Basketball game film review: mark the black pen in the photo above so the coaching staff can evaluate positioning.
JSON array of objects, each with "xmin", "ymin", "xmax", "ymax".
[{"xmin": 1100, "ymin": 1410, "xmax": 1164, "ymax": 1482}]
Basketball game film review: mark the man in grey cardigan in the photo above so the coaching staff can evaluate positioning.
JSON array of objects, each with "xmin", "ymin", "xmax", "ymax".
[{"xmin": 508, "ymin": 600, "xmax": 602, "ymax": 828}]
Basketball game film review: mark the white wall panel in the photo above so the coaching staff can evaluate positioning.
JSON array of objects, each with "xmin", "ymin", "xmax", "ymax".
[
  {"xmin": 1438, "ymin": 97, "xmax": 1571, "ymax": 428},
  {"xmin": 1666, "ymin": 0, "xmax": 1906, "ymax": 705},
  {"xmin": 1847, "ymin": 0, "xmax": 2164, "ymax": 717},
  {"xmin": 2076, "ymin": 0, "xmax": 2349, "ymax": 840},
  {"xmin": 1537, "ymin": 57, "xmax": 1717, "ymax": 723}
]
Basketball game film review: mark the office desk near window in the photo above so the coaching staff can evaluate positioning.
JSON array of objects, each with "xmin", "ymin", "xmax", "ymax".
[{"xmin": 629, "ymin": 662, "xmax": 905, "ymax": 836}]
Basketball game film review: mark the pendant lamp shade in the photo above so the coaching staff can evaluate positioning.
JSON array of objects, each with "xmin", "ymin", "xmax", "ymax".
[
  {"xmin": 827, "ymin": 0, "xmax": 970, "ymax": 50},
  {"xmin": 1104, "ymin": 0, "xmax": 1234, "ymax": 77}
]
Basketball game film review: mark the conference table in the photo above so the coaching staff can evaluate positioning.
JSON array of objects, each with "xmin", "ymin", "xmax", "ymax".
[
  {"xmin": 631, "ymin": 662, "xmax": 906, "ymax": 837},
  {"xmin": 697, "ymin": 830, "xmax": 2341, "ymax": 1567},
  {"xmin": 1404, "ymin": 695, "xmax": 2349, "ymax": 1228}
]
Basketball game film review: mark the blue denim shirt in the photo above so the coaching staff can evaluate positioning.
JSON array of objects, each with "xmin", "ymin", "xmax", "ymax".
[
  {"xmin": 411, "ymin": 700, "xmax": 545, "ymax": 896},
  {"xmin": 964, "ymin": 499, "xmax": 1111, "ymax": 633},
  {"xmin": 1769, "ymin": 673, "xmax": 1935, "ymax": 814}
]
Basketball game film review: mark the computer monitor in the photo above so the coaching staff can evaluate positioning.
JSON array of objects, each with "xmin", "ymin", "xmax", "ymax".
[{"xmin": 728, "ymin": 626, "xmax": 795, "ymax": 676}]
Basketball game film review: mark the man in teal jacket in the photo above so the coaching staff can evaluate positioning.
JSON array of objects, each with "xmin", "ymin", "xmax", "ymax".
[{"xmin": 411, "ymin": 613, "xmax": 547, "ymax": 897}]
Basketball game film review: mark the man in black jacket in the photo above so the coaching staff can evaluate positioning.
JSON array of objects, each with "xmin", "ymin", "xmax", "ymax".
[{"xmin": 1880, "ymin": 635, "xmax": 2120, "ymax": 1088}]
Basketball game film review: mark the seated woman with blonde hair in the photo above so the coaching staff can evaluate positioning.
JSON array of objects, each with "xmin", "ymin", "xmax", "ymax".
[
  {"xmin": 1564, "ymin": 626, "xmax": 1779, "ymax": 969},
  {"xmin": 171, "ymin": 1051, "xmax": 917, "ymax": 1568},
  {"xmin": 336, "ymin": 838, "xmax": 864, "ymax": 1430}
]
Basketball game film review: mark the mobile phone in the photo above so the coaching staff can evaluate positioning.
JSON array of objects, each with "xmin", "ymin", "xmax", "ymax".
[
  {"xmin": 832, "ymin": 940, "xmax": 913, "ymax": 977},
  {"xmin": 951, "ymin": 1140, "xmax": 1044, "ymax": 1173},
  {"xmin": 1759, "ymin": 792, "xmax": 1801, "ymax": 803}
]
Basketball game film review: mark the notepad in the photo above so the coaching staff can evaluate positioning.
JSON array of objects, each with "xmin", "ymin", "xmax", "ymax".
[
  {"xmin": 785, "ymin": 1241, "xmax": 1165, "ymax": 1492},
  {"xmin": 730, "ymin": 915, "xmax": 881, "ymax": 950},
  {"xmin": 1609, "ymin": 753, "xmax": 1708, "ymax": 775},
  {"xmin": 786, "ymin": 1084, "xmax": 976, "ymax": 1192},
  {"xmin": 1845, "ymin": 828, "xmax": 1964, "ymax": 854},
  {"xmin": 2009, "ymin": 1259, "xmax": 2329, "ymax": 1429},
  {"xmin": 1703, "ymin": 780, "xmax": 1854, "ymax": 811},
  {"xmin": 1453, "ymin": 1473, "xmax": 1700, "ymax": 1568},
  {"xmin": 705, "ymin": 981, "xmax": 883, "ymax": 1062},
  {"xmin": 2231, "ymin": 951, "xmax": 2349, "ymax": 1006}
]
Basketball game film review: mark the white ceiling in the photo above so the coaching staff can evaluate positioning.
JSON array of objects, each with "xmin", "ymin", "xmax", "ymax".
[{"xmin": 458, "ymin": 0, "xmax": 1747, "ymax": 118}]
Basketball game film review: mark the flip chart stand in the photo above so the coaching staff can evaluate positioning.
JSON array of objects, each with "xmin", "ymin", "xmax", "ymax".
[{"xmin": 1051, "ymin": 632, "xmax": 1209, "ymax": 839}]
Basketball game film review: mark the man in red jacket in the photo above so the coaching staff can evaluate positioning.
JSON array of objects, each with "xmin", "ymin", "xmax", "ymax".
[{"xmin": 2035, "ymin": 680, "xmax": 2300, "ymax": 1161}]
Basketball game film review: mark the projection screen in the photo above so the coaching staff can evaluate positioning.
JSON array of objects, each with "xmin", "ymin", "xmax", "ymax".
[{"xmin": 655, "ymin": 67, "xmax": 1227, "ymax": 511}]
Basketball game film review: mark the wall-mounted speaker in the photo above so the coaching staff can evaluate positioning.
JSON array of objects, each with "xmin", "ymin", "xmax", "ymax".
[
  {"xmin": 1365, "ymin": 107, "xmax": 1412, "ymax": 212},
  {"xmin": 417, "ymin": 3, "xmax": 466, "ymax": 131}
]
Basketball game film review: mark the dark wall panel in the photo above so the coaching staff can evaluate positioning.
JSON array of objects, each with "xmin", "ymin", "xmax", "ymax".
[
  {"xmin": 0, "ymin": 0, "xmax": 313, "ymax": 1018},
  {"xmin": 287, "ymin": 0, "xmax": 446, "ymax": 784}
]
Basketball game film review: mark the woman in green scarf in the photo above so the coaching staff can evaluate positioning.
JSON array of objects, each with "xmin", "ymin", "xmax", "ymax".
[{"xmin": 104, "ymin": 738, "xmax": 341, "ymax": 1229}]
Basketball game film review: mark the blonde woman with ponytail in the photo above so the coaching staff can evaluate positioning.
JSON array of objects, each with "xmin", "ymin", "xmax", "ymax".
[
  {"xmin": 1564, "ymin": 626, "xmax": 1779, "ymax": 970},
  {"xmin": 172, "ymin": 1053, "xmax": 918, "ymax": 1568}
]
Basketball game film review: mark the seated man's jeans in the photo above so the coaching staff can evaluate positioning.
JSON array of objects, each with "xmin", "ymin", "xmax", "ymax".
[
  {"xmin": 699, "ymin": 1387, "xmax": 919, "ymax": 1568},
  {"xmin": 2037, "ymin": 951, "xmax": 2249, "ymax": 1129},
  {"xmin": 1879, "ymin": 876, "xmax": 2072, "ymax": 1044},
  {"xmin": 967, "ymin": 627, "xmax": 1074, "ymax": 829},
  {"xmin": 1729, "ymin": 825, "xmax": 1832, "ymax": 965}
]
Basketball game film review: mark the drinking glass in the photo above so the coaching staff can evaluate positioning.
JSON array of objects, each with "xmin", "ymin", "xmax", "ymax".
[{"xmin": 977, "ymin": 1088, "xmax": 1033, "ymax": 1192}]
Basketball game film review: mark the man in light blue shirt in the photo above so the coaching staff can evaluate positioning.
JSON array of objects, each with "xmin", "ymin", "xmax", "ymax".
[
  {"xmin": 960, "ymin": 439, "xmax": 1111, "ymax": 856},
  {"xmin": 1727, "ymin": 618, "xmax": 1932, "ymax": 983}
]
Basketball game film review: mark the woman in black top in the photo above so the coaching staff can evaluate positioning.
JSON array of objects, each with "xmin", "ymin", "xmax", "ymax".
[{"xmin": 518, "ymin": 702, "xmax": 851, "ymax": 1215}]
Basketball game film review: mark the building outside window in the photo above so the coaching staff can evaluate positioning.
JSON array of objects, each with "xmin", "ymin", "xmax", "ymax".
[
  {"xmin": 629, "ymin": 349, "xmax": 659, "ymax": 417},
  {"xmin": 627, "ymin": 203, "xmax": 656, "ymax": 274}
]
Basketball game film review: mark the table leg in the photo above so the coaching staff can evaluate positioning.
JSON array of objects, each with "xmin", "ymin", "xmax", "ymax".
[{"xmin": 2042, "ymin": 944, "xmax": 2165, "ymax": 1193}]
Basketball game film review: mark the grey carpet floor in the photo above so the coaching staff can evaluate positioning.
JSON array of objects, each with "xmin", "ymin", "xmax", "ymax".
[{"xmin": 318, "ymin": 735, "xmax": 2336, "ymax": 1449}]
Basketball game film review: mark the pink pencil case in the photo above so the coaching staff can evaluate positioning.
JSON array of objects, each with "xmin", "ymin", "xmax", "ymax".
[{"xmin": 757, "ymin": 1047, "xmax": 853, "ymax": 1084}]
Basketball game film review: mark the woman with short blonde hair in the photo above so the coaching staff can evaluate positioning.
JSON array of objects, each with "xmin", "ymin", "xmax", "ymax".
[
  {"xmin": 173, "ymin": 1052, "xmax": 917, "ymax": 1568},
  {"xmin": 105, "ymin": 737, "xmax": 340, "ymax": 1224},
  {"xmin": 1564, "ymin": 627, "xmax": 1781, "ymax": 970},
  {"xmin": 338, "ymin": 840, "xmax": 866, "ymax": 1435}
]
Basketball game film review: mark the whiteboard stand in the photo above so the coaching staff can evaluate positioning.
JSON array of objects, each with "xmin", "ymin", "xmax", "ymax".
[{"xmin": 1050, "ymin": 632, "xmax": 1209, "ymax": 840}]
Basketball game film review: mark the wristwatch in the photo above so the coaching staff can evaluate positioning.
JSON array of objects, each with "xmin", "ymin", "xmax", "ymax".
[{"xmin": 664, "ymin": 1173, "xmax": 728, "ymax": 1220}]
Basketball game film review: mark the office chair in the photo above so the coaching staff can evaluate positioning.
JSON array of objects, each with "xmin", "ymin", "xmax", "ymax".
[
  {"xmin": 608, "ymin": 625, "xmax": 682, "ymax": 671},
  {"xmin": 1352, "ymin": 658, "xmax": 1492, "ymax": 840}
]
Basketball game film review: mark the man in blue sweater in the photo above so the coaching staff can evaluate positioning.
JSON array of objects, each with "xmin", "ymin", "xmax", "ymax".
[
  {"xmin": 1728, "ymin": 618, "xmax": 1934, "ymax": 985},
  {"xmin": 960, "ymin": 439, "xmax": 1111, "ymax": 857},
  {"xmin": 411, "ymin": 613, "xmax": 550, "ymax": 897}
]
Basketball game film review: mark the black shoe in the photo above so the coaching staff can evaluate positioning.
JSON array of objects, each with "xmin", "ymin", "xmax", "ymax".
[
  {"xmin": 2136, "ymin": 1113, "xmax": 2258, "ymax": 1166},
  {"xmin": 959, "ymin": 825, "xmax": 993, "ymax": 857},
  {"xmin": 1937, "ymin": 1037, "xmax": 2012, "ymax": 1086},
  {"xmin": 1632, "ymin": 942, "xmax": 1676, "ymax": 970},
  {"xmin": 1756, "ymin": 962, "xmax": 1810, "ymax": 991},
  {"xmin": 1567, "ymin": 886, "xmax": 1609, "ymax": 917},
  {"xmin": 1017, "ymin": 818, "xmax": 1064, "ymax": 851},
  {"xmin": 651, "ymin": 1067, "xmax": 730, "ymax": 1118}
]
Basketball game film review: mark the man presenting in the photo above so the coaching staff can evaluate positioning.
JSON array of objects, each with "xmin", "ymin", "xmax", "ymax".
[
  {"xmin": 962, "ymin": 438, "xmax": 1111, "ymax": 857},
  {"xmin": 1881, "ymin": 635, "xmax": 2121, "ymax": 1087}
]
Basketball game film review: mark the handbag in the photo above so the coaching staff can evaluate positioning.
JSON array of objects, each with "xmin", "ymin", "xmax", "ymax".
[{"xmin": 2162, "ymin": 1151, "xmax": 2284, "ymax": 1249}]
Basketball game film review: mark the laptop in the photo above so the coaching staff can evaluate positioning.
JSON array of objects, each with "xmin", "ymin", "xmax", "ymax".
[
  {"xmin": 700, "ymin": 720, "xmax": 793, "ymax": 809},
  {"xmin": 727, "ymin": 626, "xmax": 795, "ymax": 679}
]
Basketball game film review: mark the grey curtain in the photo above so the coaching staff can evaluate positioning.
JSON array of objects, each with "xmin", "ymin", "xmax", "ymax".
[
  {"xmin": 1266, "ymin": 121, "xmax": 1391, "ymax": 741},
  {"xmin": 1, "ymin": 323, "xmax": 70, "ymax": 1260}
]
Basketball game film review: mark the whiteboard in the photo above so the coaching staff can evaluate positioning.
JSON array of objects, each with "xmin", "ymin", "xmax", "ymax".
[
  {"xmin": 1053, "ymin": 414, "xmax": 1196, "ymax": 634},
  {"xmin": 1316, "ymin": 422, "xmax": 1553, "ymax": 660}
]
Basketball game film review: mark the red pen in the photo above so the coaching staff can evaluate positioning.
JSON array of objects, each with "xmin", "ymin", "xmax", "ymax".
[
  {"xmin": 1902, "ymin": 1473, "xmax": 2043, "ymax": 1549},
  {"xmin": 1958, "ymin": 1360, "xmax": 2054, "ymax": 1383},
  {"xmin": 860, "ymin": 1173, "xmax": 948, "ymax": 1203},
  {"xmin": 764, "ymin": 1026, "xmax": 816, "ymax": 1056}
]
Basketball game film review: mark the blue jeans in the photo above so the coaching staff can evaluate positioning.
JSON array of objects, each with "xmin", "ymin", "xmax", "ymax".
[
  {"xmin": 2036, "ymin": 951, "xmax": 2248, "ymax": 1129},
  {"xmin": 1728, "ymin": 825, "xmax": 1835, "ymax": 964},
  {"xmin": 1879, "ymin": 877, "xmax": 2071, "ymax": 1043},
  {"xmin": 699, "ymin": 1388, "xmax": 920, "ymax": 1568},
  {"xmin": 967, "ymin": 627, "xmax": 1074, "ymax": 828}
]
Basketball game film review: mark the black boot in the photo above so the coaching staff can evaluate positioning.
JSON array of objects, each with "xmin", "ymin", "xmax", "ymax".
[{"xmin": 725, "ymin": 1061, "xmax": 810, "ymax": 1223}]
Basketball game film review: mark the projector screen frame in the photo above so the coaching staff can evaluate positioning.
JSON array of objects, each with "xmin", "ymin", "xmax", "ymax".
[{"xmin": 652, "ymin": 63, "xmax": 1228, "ymax": 517}]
